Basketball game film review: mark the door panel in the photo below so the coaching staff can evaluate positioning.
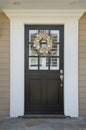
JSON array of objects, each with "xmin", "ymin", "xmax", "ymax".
[
  {"xmin": 25, "ymin": 25, "xmax": 64, "ymax": 114},
  {"xmin": 46, "ymin": 79, "xmax": 58, "ymax": 105},
  {"xmin": 30, "ymin": 79, "xmax": 42, "ymax": 104}
]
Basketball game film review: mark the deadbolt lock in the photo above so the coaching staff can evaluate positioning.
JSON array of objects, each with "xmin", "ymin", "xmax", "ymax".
[{"xmin": 60, "ymin": 69, "xmax": 63, "ymax": 74}]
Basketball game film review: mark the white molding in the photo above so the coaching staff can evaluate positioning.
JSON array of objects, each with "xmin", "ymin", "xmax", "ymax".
[
  {"xmin": 64, "ymin": 22, "xmax": 79, "ymax": 117},
  {"xmin": 4, "ymin": 9, "xmax": 85, "ymax": 18},
  {"xmin": 3, "ymin": 10, "xmax": 85, "ymax": 117},
  {"xmin": 9, "ymin": 20, "xmax": 24, "ymax": 117}
]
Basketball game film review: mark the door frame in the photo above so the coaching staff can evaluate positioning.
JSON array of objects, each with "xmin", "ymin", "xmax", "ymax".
[
  {"xmin": 4, "ymin": 10, "xmax": 84, "ymax": 117},
  {"xmin": 24, "ymin": 25, "xmax": 64, "ymax": 114}
]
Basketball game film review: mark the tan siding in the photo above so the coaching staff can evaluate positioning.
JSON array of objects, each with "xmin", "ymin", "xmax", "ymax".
[
  {"xmin": 79, "ymin": 13, "xmax": 86, "ymax": 118},
  {"xmin": 0, "ymin": 99, "xmax": 10, "ymax": 104},
  {"xmin": 0, "ymin": 11, "xmax": 10, "ymax": 121},
  {"xmin": 79, "ymin": 81, "xmax": 86, "ymax": 86},
  {"xmin": 79, "ymin": 24, "xmax": 86, "ymax": 29},
  {"xmin": 0, "ymin": 87, "xmax": 10, "ymax": 92}
]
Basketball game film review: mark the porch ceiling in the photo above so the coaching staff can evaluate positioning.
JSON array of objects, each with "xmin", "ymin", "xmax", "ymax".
[{"xmin": 0, "ymin": 0, "xmax": 86, "ymax": 9}]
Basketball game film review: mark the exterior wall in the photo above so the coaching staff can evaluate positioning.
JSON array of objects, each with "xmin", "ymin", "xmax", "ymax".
[
  {"xmin": 79, "ymin": 13, "xmax": 86, "ymax": 118},
  {"xmin": 0, "ymin": 12, "xmax": 10, "ymax": 120},
  {"xmin": 4, "ymin": 10, "xmax": 83, "ymax": 117},
  {"xmin": 0, "ymin": 10, "xmax": 84, "ymax": 119}
]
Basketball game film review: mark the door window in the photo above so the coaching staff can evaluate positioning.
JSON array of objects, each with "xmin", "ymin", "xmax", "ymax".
[{"xmin": 28, "ymin": 29, "xmax": 60, "ymax": 70}]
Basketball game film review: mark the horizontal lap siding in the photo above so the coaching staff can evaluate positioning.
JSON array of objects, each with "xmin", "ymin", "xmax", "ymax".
[
  {"xmin": 0, "ymin": 12, "xmax": 10, "ymax": 121},
  {"xmin": 79, "ymin": 13, "xmax": 86, "ymax": 118}
]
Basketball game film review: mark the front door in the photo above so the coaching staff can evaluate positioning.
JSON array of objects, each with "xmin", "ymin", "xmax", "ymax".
[{"xmin": 25, "ymin": 25, "xmax": 64, "ymax": 114}]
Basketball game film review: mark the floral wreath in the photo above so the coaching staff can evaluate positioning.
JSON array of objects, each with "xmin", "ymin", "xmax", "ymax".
[{"xmin": 32, "ymin": 32, "xmax": 53, "ymax": 55}]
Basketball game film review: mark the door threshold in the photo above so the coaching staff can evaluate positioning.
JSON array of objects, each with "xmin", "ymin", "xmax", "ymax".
[{"xmin": 19, "ymin": 114, "xmax": 70, "ymax": 119}]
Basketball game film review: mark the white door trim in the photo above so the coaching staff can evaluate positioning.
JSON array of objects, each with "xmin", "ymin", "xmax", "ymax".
[{"xmin": 4, "ymin": 9, "xmax": 85, "ymax": 117}]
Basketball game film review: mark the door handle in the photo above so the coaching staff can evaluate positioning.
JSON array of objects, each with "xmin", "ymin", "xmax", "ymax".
[
  {"xmin": 60, "ymin": 74, "xmax": 64, "ymax": 87},
  {"xmin": 60, "ymin": 69, "xmax": 63, "ymax": 87},
  {"xmin": 60, "ymin": 74, "xmax": 64, "ymax": 82}
]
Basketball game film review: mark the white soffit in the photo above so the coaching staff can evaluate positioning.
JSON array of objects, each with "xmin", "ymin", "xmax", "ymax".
[{"xmin": 0, "ymin": 0, "xmax": 86, "ymax": 9}]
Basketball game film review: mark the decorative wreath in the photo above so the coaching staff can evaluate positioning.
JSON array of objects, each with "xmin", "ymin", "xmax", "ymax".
[{"xmin": 32, "ymin": 32, "xmax": 53, "ymax": 55}]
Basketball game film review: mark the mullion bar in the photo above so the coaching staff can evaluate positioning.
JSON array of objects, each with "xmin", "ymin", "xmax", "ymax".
[
  {"xmin": 29, "ymin": 42, "xmax": 60, "ymax": 44},
  {"xmin": 28, "ymin": 56, "xmax": 60, "ymax": 58},
  {"xmin": 38, "ymin": 56, "xmax": 40, "ymax": 70},
  {"xmin": 49, "ymin": 29, "xmax": 50, "ymax": 35},
  {"xmin": 49, "ymin": 56, "xmax": 50, "ymax": 70}
]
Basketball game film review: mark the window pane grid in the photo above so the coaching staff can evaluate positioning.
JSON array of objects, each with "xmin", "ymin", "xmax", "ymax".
[{"xmin": 28, "ymin": 29, "xmax": 60, "ymax": 70}]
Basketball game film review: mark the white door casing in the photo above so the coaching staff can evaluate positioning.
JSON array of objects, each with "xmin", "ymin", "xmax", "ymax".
[{"xmin": 4, "ymin": 10, "xmax": 85, "ymax": 117}]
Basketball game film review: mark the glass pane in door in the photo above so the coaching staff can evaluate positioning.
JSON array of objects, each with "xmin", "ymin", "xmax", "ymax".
[
  {"xmin": 50, "ymin": 57, "xmax": 59, "ymax": 70},
  {"xmin": 29, "ymin": 57, "xmax": 38, "ymax": 70},
  {"xmin": 29, "ymin": 30, "xmax": 38, "ymax": 42},
  {"xmin": 29, "ymin": 44, "xmax": 38, "ymax": 56},
  {"xmin": 40, "ymin": 57, "xmax": 48, "ymax": 70},
  {"xmin": 50, "ymin": 30, "xmax": 60, "ymax": 43}
]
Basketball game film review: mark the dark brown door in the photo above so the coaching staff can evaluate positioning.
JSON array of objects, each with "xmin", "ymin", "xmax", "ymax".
[{"xmin": 25, "ymin": 25, "xmax": 64, "ymax": 114}]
